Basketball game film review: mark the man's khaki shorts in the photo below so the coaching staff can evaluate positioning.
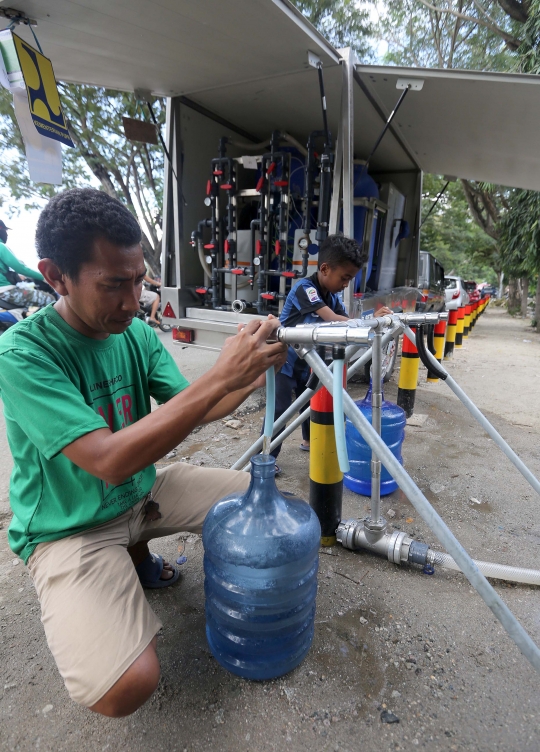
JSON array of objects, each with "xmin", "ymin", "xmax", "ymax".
[{"xmin": 27, "ymin": 463, "xmax": 250, "ymax": 708}]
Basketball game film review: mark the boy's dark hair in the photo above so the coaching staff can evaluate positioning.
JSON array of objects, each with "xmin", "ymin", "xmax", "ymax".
[
  {"xmin": 36, "ymin": 188, "xmax": 141, "ymax": 279},
  {"xmin": 317, "ymin": 234, "xmax": 366, "ymax": 270}
]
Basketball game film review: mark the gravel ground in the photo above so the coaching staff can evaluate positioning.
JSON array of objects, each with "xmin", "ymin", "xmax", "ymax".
[{"xmin": 1, "ymin": 305, "xmax": 539, "ymax": 752}]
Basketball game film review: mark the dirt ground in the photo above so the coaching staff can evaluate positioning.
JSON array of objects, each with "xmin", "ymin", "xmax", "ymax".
[{"xmin": 1, "ymin": 305, "xmax": 539, "ymax": 752}]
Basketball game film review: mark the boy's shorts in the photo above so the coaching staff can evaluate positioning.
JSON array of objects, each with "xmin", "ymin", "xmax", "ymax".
[{"xmin": 27, "ymin": 463, "xmax": 250, "ymax": 708}]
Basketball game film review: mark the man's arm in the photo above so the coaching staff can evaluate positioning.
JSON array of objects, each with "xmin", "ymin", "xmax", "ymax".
[
  {"xmin": 0, "ymin": 243, "xmax": 44, "ymax": 281},
  {"xmin": 62, "ymin": 319, "xmax": 285, "ymax": 485}
]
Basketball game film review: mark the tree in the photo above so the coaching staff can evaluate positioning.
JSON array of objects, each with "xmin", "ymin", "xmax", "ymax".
[
  {"xmin": 378, "ymin": 0, "xmax": 520, "ymax": 70},
  {"xmin": 420, "ymin": 174, "xmax": 499, "ymax": 283},
  {"xmin": 499, "ymin": 189, "xmax": 540, "ymax": 320},
  {"xmin": 376, "ymin": 0, "xmax": 540, "ymax": 302},
  {"xmin": 0, "ymin": 85, "xmax": 165, "ymax": 274},
  {"xmin": 292, "ymin": 0, "xmax": 374, "ymax": 59}
]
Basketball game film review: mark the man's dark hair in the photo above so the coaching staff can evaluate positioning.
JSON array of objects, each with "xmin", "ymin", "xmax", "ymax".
[
  {"xmin": 317, "ymin": 234, "xmax": 366, "ymax": 270},
  {"xmin": 36, "ymin": 188, "xmax": 142, "ymax": 279}
]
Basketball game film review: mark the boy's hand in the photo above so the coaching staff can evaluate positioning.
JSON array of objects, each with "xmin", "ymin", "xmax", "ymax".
[{"xmin": 374, "ymin": 306, "xmax": 393, "ymax": 317}]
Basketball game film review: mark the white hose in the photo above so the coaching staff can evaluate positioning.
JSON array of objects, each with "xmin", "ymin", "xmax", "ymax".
[
  {"xmin": 197, "ymin": 239, "xmax": 252, "ymax": 289},
  {"xmin": 432, "ymin": 552, "xmax": 540, "ymax": 586},
  {"xmin": 228, "ymin": 132, "xmax": 308, "ymax": 158}
]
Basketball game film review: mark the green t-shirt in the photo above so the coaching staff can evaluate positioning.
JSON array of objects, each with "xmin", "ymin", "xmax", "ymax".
[
  {"xmin": 0, "ymin": 241, "xmax": 44, "ymax": 287},
  {"xmin": 0, "ymin": 306, "xmax": 189, "ymax": 563}
]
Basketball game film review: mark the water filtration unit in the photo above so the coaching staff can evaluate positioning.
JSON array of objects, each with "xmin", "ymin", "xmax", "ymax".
[{"xmin": 189, "ymin": 132, "xmax": 408, "ymax": 319}]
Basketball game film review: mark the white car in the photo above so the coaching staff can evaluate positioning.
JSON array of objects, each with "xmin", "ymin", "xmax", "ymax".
[{"xmin": 444, "ymin": 276, "xmax": 469, "ymax": 310}]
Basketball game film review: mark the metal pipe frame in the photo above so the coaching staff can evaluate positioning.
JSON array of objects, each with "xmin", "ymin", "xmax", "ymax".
[
  {"xmin": 340, "ymin": 47, "xmax": 355, "ymax": 315},
  {"xmin": 302, "ymin": 347, "xmax": 540, "ymax": 673},
  {"xmin": 231, "ymin": 324, "xmax": 402, "ymax": 471},
  {"xmin": 366, "ymin": 330, "xmax": 383, "ymax": 530},
  {"xmin": 403, "ymin": 326, "xmax": 540, "ymax": 497}
]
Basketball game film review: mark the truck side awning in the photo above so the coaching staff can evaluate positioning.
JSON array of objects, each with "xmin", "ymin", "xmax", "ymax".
[
  {"xmin": 4, "ymin": 2, "xmax": 540, "ymax": 189},
  {"xmin": 355, "ymin": 65, "xmax": 540, "ymax": 191}
]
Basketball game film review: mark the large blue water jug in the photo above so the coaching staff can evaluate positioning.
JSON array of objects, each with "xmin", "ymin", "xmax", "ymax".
[
  {"xmin": 343, "ymin": 381, "xmax": 406, "ymax": 496},
  {"xmin": 203, "ymin": 454, "xmax": 321, "ymax": 680}
]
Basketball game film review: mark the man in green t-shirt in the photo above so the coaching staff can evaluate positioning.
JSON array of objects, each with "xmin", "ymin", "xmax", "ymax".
[
  {"xmin": 0, "ymin": 219, "xmax": 56, "ymax": 308},
  {"xmin": 0, "ymin": 188, "xmax": 286, "ymax": 717}
]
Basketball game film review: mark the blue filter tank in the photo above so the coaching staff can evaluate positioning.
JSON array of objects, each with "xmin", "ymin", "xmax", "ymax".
[
  {"xmin": 203, "ymin": 454, "xmax": 321, "ymax": 680},
  {"xmin": 343, "ymin": 380, "xmax": 406, "ymax": 496}
]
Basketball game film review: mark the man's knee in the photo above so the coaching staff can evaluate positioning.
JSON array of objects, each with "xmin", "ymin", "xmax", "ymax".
[{"xmin": 89, "ymin": 638, "xmax": 160, "ymax": 718}]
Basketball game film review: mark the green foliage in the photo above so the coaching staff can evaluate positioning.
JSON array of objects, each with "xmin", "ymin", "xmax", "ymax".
[
  {"xmin": 515, "ymin": 0, "xmax": 540, "ymax": 72},
  {"xmin": 378, "ymin": 0, "xmax": 519, "ymax": 70},
  {"xmin": 420, "ymin": 175, "xmax": 499, "ymax": 283},
  {"xmin": 292, "ymin": 0, "xmax": 374, "ymax": 59},
  {"xmin": 499, "ymin": 190, "xmax": 540, "ymax": 276},
  {"xmin": 0, "ymin": 84, "xmax": 165, "ymax": 272}
]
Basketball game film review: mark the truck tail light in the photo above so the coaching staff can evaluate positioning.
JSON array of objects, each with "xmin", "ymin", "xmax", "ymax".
[{"xmin": 173, "ymin": 327, "xmax": 195, "ymax": 343}]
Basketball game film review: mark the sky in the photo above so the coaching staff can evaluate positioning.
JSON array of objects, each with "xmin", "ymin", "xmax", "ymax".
[{"xmin": 1, "ymin": 203, "xmax": 44, "ymax": 269}]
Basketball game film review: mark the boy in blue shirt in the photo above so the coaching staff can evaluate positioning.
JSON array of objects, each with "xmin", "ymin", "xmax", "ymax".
[{"xmin": 269, "ymin": 235, "xmax": 368, "ymax": 464}]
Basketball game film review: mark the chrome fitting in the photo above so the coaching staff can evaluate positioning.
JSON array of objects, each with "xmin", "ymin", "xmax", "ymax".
[
  {"xmin": 370, "ymin": 458, "xmax": 381, "ymax": 477},
  {"xmin": 372, "ymin": 393, "xmax": 382, "ymax": 408},
  {"xmin": 231, "ymin": 299, "xmax": 247, "ymax": 313}
]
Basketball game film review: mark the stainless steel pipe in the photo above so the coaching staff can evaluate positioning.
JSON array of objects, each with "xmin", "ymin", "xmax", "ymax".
[
  {"xmin": 231, "ymin": 325, "xmax": 402, "ymax": 471},
  {"xmin": 403, "ymin": 326, "xmax": 540, "ymax": 498}
]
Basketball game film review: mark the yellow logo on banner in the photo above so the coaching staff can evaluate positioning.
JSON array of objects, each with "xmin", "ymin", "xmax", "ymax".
[{"xmin": 12, "ymin": 32, "xmax": 74, "ymax": 147}]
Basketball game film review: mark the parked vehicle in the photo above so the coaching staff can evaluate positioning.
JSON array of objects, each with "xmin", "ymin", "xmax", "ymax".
[
  {"xmin": 463, "ymin": 280, "xmax": 480, "ymax": 304},
  {"xmin": 416, "ymin": 251, "xmax": 445, "ymax": 312},
  {"xmin": 444, "ymin": 275, "xmax": 470, "ymax": 310},
  {"xmin": 479, "ymin": 284, "xmax": 497, "ymax": 298}
]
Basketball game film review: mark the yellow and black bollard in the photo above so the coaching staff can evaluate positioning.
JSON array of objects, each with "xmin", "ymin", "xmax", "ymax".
[
  {"xmin": 427, "ymin": 320, "xmax": 447, "ymax": 382},
  {"xmin": 397, "ymin": 327, "xmax": 419, "ymax": 417},
  {"xmin": 444, "ymin": 309, "xmax": 458, "ymax": 359},
  {"xmin": 455, "ymin": 306, "xmax": 465, "ymax": 349},
  {"xmin": 463, "ymin": 303, "xmax": 472, "ymax": 339},
  {"xmin": 310, "ymin": 383, "xmax": 343, "ymax": 546}
]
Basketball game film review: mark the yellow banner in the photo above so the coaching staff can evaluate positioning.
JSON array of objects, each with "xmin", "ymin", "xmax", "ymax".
[{"xmin": 12, "ymin": 32, "xmax": 73, "ymax": 148}]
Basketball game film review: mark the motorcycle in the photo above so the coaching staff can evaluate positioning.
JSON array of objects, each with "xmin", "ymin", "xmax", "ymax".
[
  {"xmin": 0, "ymin": 279, "xmax": 58, "ymax": 334},
  {"xmin": 136, "ymin": 282, "xmax": 172, "ymax": 333}
]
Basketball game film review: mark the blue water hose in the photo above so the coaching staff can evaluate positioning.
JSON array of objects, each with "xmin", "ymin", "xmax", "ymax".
[
  {"xmin": 263, "ymin": 366, "xmax": 276, "ymax": 455},
  {"xmin": 333, "ymin": 358, "xmax": 350, "ymax": 473}
]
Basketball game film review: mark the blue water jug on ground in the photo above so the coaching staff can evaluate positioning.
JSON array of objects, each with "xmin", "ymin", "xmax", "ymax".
[
  {"xmin": 203, "ymin": 454, "xmax": 321, "ymax": 680},
  {"xmin": 343, "ymin": 380, "xmax": 406, "ymax": 496}
]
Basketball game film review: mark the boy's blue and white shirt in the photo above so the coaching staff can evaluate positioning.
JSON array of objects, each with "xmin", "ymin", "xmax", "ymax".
[{"xmin": 279, "ymin": 272, "xmax": 347, "ymax": 378}]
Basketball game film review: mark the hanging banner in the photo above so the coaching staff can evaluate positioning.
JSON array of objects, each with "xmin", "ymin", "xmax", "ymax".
[
  {"xmin": 11, "ymin": 32, "xmax": 74, "ymax": 147},
  {"xmin": 0, "ymin": 29, "xmax": 65, "ymax": 184}
]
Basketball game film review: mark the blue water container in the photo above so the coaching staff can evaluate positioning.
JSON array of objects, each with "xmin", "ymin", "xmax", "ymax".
[
  {"xmin": 203, "ymin": 454, "xmax": 321, "ymax": 680},
  {"xmin": 343, "ymin": 381, "xmax": 406, "ymax": 496}
]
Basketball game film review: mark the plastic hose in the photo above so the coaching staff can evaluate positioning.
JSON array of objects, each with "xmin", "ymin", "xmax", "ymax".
[
  {"xmin": 432, "ymin": 552, "xmax": 540, "ymax": 586},
  {"xmin": 333, "ymin": 358, "xmax": 350, "ymax": 473},
  {"xmin": 197, "ymin": 239, "xmax": 251, "ymax": 290},
  {"xmin": 262, "ymin": 366, "xmax": 275, "ymax": 456}
]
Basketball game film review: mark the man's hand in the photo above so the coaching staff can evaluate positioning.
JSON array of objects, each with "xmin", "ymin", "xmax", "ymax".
[
  {"xmin": 217, "ymin": 317, "xmax": 286, "ymax": 391},
  {"xmin": 375, "ymin": 306, "xmax": 393, "ymax": 317}
]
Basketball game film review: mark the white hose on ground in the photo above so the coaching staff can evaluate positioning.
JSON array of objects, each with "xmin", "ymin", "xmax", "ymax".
[{"xmin": 432, "ymin": 552, "xmax": 540, "ymax": 586}]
